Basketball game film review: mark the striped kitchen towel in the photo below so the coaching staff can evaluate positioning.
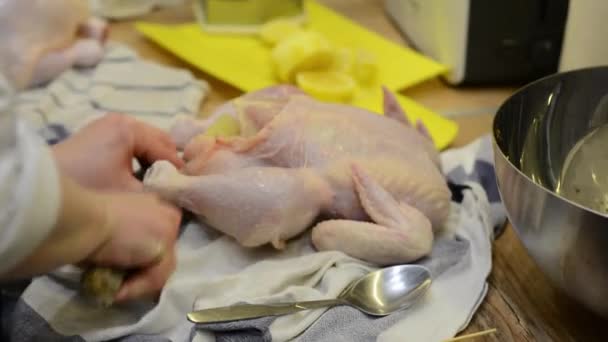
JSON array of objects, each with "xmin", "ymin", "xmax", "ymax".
[
  {"xmin": 1, "ymin": 133, "xmax": 506, "ymax": 342},
  {"xmin": 15, "ymin": 41, "xmax": 209, "ymax": 137}
]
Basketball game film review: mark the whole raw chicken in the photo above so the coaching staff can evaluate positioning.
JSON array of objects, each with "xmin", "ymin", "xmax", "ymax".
[
  {"xmin": 145, "ymin": 86, "xmax": 451, "ymax": 265},
  {"xmin": 0, "ymin": 0, "xmax": 107, "ymax": 89}
]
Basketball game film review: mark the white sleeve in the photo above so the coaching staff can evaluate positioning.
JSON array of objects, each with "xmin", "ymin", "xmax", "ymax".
[{"xmin": 0, "ymin": 74, "xmax": 61, "ymax": 275}]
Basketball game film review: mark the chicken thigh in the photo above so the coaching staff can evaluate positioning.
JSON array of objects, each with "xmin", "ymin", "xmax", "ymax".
[
  {"xmin": 0, "ymin": 0, "xmax": 107, "ymax": 89},
  {"xmin": 145, "ymin": 86, "xmax": 451, "ymax": 265}
]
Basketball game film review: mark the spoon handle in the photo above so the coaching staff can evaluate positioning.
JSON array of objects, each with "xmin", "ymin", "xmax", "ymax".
[{"xmin": 187, "ymin": 299, "xmax": 344, "ymax": 324}]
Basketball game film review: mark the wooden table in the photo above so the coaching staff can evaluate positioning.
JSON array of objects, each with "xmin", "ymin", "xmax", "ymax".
[{"xmin": 108, "ymin": 1, "xmax": 608, "ymax": 340}]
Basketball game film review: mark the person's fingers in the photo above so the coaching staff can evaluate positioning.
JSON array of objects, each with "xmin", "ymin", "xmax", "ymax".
[
  {"xmin": 152, "ymin": 195, "xmax": 182, "ymax": 223},
  {"xmin": 136, "ymin": 133, "xmax": 182, "ymax": 166},
  {"xmin": 112, "ymin": 201, "xmax": 180, "ymax": 301},
  {"xmin": 114, "ymin": 249, "xmax": 177, "ymax": 302},
  {"xmin": 125, "ymin": 180, "xmax": 144, "ymax": 192},
  {"xmin": 91, "ymin": 236, "xmax": 165, "ymax": 268},
  {"xmin": 124, "ymin": 176, "xmax": 144, "ymax": 192},
  {"xmin": 131, "ymin": 120, "xmax": 185, "ymax": 168},
  {"xmin": 83, "ymin": 189, "xmax": 182, "ymax": 303},
  {"xmin": 157, "ymin": 203, "xmax": 182, "ymax": 248}
]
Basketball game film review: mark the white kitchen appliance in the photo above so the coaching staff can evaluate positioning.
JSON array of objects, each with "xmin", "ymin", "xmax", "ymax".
[{"xmin": 386, "ymin": 0, "xmax": 608, "ymax": 85}]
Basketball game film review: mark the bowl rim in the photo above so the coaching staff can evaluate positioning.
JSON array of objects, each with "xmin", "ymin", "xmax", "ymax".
[{"xmin": 492, "ymin": 65, "xmax": 608, "ymax": 219}]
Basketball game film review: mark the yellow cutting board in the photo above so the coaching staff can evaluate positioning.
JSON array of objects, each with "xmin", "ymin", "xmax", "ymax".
[{"xmin": 135, "ymin": 0, "xmax": 458, "ymax": 149}]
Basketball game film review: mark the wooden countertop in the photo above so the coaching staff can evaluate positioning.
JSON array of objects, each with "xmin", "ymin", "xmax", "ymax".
[{"xmin": 108, "ymin": 1, "xmax": 607, "ymax": 340}]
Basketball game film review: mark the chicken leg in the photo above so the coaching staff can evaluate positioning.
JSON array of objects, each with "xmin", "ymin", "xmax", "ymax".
[
  {"xmin": 312, "ymin": 165, "xmax": 433, "ymax": 265},
  {"xmin": 143, "ymin": 161, "xmax": 333, "ymax": 248}
]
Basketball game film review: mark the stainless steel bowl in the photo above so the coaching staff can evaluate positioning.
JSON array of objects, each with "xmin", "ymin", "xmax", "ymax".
[{"xmin": 493, "ymin": 66, "xmax": 608, "ymax": 318}]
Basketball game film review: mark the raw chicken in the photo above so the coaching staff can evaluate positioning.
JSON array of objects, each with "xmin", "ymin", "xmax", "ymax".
[
  {"xmin": 0, "ymin": 0, "xmax": 108, "ymax": 89},
  {"xmin": 145, "ymin": 86, "xmax": 451, "ymax": 265}
]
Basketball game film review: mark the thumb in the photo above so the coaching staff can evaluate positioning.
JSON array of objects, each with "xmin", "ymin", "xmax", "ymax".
[{"xmin": 124, "ymin": 175, "xmax": 144, "ymax": 192}]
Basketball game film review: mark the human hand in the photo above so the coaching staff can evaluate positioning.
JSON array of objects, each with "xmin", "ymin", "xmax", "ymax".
[
  {"xmin": 53, "ymin": 113, "xmax": 184, "ymax": 192},
  {"xmin": 6, "ymin": 175, "xmax": 181, "ymax": 302},
  {"xmin": 86, "ymin": 190, "xmax": 182, "ymax": 302},
  {"xmin": 50, "ymin": 113, "xmax": 184, "ymax": 301}
]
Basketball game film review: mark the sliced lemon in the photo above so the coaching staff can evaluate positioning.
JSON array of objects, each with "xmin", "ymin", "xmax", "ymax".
[
  {"xmin": 271, "ymin": 31, "xmax": 334, "ymax": 83},
  {"xmin": 259, "ymin": 18, "xmax": 304, "ymax": 46},
  {"xmin": 352, "ymin": 48, "xmax": 378, "ymax": 85},
  {"xmin": 204, "ymin": 114, "xmax": 241, "ymax": 137},
  {"xmin": 330, "ymin": 46, "xmax": 354, "ymax": 73},
  {"xmin": 296, "ymin": 70, "xmax": 356, "ymax": 103}
]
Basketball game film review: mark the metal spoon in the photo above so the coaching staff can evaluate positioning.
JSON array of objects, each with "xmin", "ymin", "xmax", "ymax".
[{"xmin": 187, "ymin": 264, "xmax": 431, "ymax": 324}]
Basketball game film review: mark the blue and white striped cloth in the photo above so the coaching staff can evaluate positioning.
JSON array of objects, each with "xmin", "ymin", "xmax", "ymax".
[
  {"xmin": 0, "ymin": 131, "xmax": 506, "ymax": 341},
  {"xmin": 15, "ymin": 42, "xmax": 208, "ymax": 138}
]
